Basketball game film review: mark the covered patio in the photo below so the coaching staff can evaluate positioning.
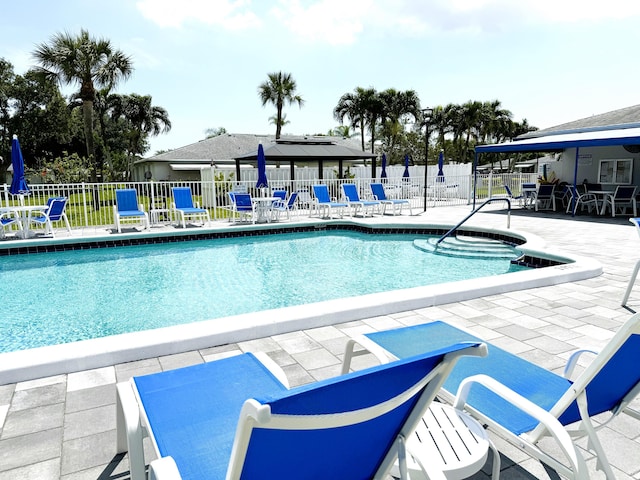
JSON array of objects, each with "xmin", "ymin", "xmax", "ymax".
[
  {"xmin": 474, "ymin": 126, "xmax": 640, "ymax": 212},
  {"xmin": 233, "ymin": 137, "xmax": 378, "ymax": 181}
]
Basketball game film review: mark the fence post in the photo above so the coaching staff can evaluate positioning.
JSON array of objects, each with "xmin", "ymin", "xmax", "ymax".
[{"xmin": 81, "ymin": 183, "xmax": 89, "ymax": 228}]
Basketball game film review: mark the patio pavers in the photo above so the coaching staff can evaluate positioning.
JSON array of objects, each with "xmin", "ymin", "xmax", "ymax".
[{"xmin": 1, "ymin": 205, "xmax": 640, "ymax": 479}]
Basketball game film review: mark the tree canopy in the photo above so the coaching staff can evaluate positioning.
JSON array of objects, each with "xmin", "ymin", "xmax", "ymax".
[{"xmin": 0, "ymin": 29, "xmax": 172, "ymax": 182}]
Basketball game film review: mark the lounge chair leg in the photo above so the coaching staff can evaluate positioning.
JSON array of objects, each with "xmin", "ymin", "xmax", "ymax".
[
  {"xmin": 622, "ymin": 258, "xmax": 640, "ymax": 306},
  {"xmin": 116, "ymin": 383, "xmax": 147, "ymax": 480}
]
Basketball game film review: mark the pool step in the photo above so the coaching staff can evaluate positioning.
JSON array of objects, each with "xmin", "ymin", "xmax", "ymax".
[{"xmin": 413, "ymin": 236, "xmax": 522, "ymax": 259}]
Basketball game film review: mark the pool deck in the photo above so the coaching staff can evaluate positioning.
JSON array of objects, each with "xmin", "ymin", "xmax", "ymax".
[{"xmin": 1, "ymin": 204, "xmax": 640, "ymax": 479}]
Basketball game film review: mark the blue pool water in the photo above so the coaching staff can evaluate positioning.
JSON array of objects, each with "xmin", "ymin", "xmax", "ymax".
[{"xmin": 0, "ymin": 231, "xmax": 527, "ymax": 352}]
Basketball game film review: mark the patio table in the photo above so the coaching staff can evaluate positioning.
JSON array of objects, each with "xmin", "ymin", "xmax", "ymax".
[{"xmin": 252, "ymin": 196, "xmax": 278, "ymax": 223}]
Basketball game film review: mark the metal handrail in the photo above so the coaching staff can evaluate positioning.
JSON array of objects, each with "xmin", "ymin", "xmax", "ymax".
[{"xmin": 435, "ymin": 197, "xmax": 511, "ymax": 246}]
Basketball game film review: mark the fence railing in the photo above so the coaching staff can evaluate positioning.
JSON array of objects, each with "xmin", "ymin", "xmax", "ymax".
[{"xmin": 1, "ymin": 173, "xmax": 537, "ymax": 231}]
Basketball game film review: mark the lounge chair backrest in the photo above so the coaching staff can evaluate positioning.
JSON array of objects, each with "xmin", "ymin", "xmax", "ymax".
[
  {"xmin": 537, "ymin": 184, "xmax": 554, "ymax": 197},
  {"xmin": 342, "ymin": 183, "xmax": 360, "ymax": 202},
  {"xmin": 370, "ymin": 183, "xmax": 388, "ymax": 201},
  {"xmin": 614, "ymin": 185, "xmax": 637, "ymax": 200},
  {"xmin": 172, "ymin": 187, "xmax": 195, "ymax": 209},
  {"xmin": 234, "ymin": 193, "xmax": 252, "ymax": 208},
  {"xmin": 555, "ymin": 317, "xmax": 640, "ymax": 425},
  {"xmin": 504, "ymin": 185, "xmax": 514, "ymax": 197},
  {"xmin": 228, "ymin": 342, "xmax": 484, "ymax": 479},
  {"xmin": 273, "ymin": 190, "xmax": 287, "ymax": 201},
  {"xmin": 45, "ymin": 197, "xmax": 68, "ymax": 220},
  {"xmin": 287, "ymin": 192, "xmax": 298, "ymax": 207},
  {"xmin": 312, "ymin": 184, "xmax": 331, "ymax": 203},
  {"xmin": 115, "ymin": 189, "xmax": 139, "ymax": 212}
]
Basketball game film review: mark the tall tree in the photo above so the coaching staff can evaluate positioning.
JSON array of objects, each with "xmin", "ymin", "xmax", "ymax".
[
  {"xmin": 32, "ymin": 29, "xmax": 133, "ymax": 181},
  {"xmin": 379, "ymin": 88, "xmax": 421, "ymax": 162},
  {"xmin": 0, "ymin": 59, "xmax": 16, "ymax": 158},
  {"xmin": 333, "ymin": 87, "xmax": 370, "ymax": 151},
  {"xmin": 109, "ymin": 93, "xmax": 171, "ymax": 177},
  {"xmin": 258, "ymin": 72, "xmax": 304, "ymax": 139}
]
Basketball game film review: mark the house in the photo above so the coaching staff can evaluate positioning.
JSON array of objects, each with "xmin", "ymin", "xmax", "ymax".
[
  {"xmin": 133, "ymin": 134, "xmax": 368, "ymax": 182},
  {"xmin": 475, "ymin": 104, "xmax": 640, "ymax": 189}
]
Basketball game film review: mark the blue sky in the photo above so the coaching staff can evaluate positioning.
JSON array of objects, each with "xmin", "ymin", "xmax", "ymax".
[{"xmin": 2, "ymin": 0, "xmax": 640, "ymax": 156}]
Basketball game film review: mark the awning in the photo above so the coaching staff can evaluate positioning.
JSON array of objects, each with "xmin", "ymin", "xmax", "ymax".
[{"xmin": 476, "ymin": 127, "xmax": 640, "ymax": 154}]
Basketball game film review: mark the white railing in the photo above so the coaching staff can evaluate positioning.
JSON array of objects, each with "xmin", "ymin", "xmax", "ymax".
[{"xmin": 0, "ymin": 172, "xmax": 537, "ymax": 230}]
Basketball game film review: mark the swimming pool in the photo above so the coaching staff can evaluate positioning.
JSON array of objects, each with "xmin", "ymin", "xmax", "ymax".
[
  {"xmin": 1, "ymin": 230, "xmax": 528, "ymax": 353},
  {"xmin": 0, "ymin": 219, "xmax": 602, "ymax": 385}
]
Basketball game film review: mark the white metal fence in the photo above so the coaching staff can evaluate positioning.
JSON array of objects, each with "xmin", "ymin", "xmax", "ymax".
[{"xmin": 0, "ymin": 172, "xmax": 537, "ymax": 231}]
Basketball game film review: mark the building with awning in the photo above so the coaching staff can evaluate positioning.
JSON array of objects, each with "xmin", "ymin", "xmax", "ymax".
[
  {"xmin": 474, "ymin": 105, "xmax": 640, "ymax": 205},
  {"xmin": 233, "ymin": 137, "xmax": 378, "ymax": 180}
]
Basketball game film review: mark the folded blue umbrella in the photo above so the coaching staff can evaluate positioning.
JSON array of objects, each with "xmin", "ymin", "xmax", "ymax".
[{"xmin": 10, "ymin": 135, "xmax": 30, "ymax": 196}]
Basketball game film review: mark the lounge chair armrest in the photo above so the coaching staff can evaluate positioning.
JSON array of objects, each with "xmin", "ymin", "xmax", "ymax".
[
  {"xmin": 563, "ymin": 349, "xmax": 598, "ymax": 379},
  {"xmin": 138, "ymin": 203, "xmax": 146, "ymax": 212},
  {"xmin": 340, "ymin": 334, "xmax": 398, "ymax": 374},
  {"xmin": 453, "ymin": 374, "xmax": 586, "ymax": 477},
  {"xmin": 149, "ymin": 456, "xmax": 182, "ymax": 480}
]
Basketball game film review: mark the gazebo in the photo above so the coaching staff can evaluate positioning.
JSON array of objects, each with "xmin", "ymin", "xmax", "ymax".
[{"xmin": 233, "ymin": 137, "xmax": 378, "ymax": 180}]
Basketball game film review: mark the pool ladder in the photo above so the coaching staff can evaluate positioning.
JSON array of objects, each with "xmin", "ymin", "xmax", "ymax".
[{"xmin": 435, "ymin": 197, "xmax": 511, "ymax": 247}]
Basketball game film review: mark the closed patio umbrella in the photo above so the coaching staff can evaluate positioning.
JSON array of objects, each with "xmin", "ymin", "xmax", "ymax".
[
  {"xmin": 10, "ymin": 135, "xmax": 29, "ymax": 200},
  {"xmin": 381, "ymin": 153, "xmax": 387, "ymax": 179},
  {"xmin": 255, "ymin": 143, "xmax": 268, "ymax": 189},
  {"xmin": 436, "ymin": 150, "xmax": 445, "ymax": 183},
  {"xmin": 402, "ymin": 154, "xmax": 410, "ymax": 179}
]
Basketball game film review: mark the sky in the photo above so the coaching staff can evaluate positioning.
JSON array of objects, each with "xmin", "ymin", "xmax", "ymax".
[{"xmin": 2, "ymin": 0, "xmax": 640, "ymax": 157}]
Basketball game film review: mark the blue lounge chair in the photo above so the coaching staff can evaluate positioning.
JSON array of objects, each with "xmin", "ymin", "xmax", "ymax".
[
  {"xmin": 534, "ymin": 184, "xmax": 556, "ymax": 211},
  {"xmin": 171, "ymin": 187, "xmax": 210, "ymax": 228},
  {"xmin": 342, "ymin": 316, "xmax": 640, "ymax": 480},
  {"xmin": 114, "ymin": 189, "xmax": 150, "ymax": 233},
  {"xmin": 228, "ymin": 191, "xmax": 255, "ymax": 223},
  {"xmin": 503, "ymin": 184, "xmax": 524, "ymax": 207},
  {"xmin": 271, "ymin": 191, "xmax": 298, "ymax": 221},
  {"xmin": 312, "ymin": 184, "xmax": 349, "ymax": 219},
  {"xmin": 27, "ymin": 197, "xmax": 72, "ymax": 238},
  {"xmin": 370, "ymin": 183, "xmax": 413, "ymax": 216},
  {"xmin": 0, "ymin": 207, "xmax": 22, "ymax": 238},
  {"xmin": 116, "ymin": 343, "xmax": 485, "ymax": 480},
  {"xmin": 600, "ymin": 185, "xmax": 638, "ymax": 217},
  {"xmin": 341, "ymin": 183, "xmax": 380, "ymax": 217},
  {"xmin": 565, "ymin": 185, "xmax": 598, "ymax": 215}
]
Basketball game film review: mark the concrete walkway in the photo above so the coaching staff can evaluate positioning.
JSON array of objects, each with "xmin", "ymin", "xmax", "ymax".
[{"xmin": 1, "ymin": 204, "xmax": 640, "ymax": 479}]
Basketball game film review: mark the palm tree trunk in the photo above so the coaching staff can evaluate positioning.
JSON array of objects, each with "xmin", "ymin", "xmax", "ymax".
[
  {"xmin": 276, "ymin": 103, "xmax": 283, "ymax": 139},
  {"xmin": 82, "ymin": 100, "xmax": 97, "ymax": 182}
]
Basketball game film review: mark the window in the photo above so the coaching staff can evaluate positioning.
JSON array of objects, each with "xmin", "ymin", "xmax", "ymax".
[{"xmin": 598, "ymin": 159, "xmax": 633, "ymax": 184}]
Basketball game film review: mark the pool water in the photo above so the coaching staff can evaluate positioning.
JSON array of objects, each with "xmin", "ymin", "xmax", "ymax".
[{"xmin": 0, "ymin": 230, "xmax": 527, "ymax": 352}]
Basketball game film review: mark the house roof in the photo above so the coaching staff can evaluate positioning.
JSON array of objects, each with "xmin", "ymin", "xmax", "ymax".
[
  {"xmin": 136, "ymin": 133, "xmax": 366, "ymax": 165},
  {"xmin": 476, "ymin": 104, "xmax": 640, "ymax": 154},
  {"xmin": 518, "ymin": 104, "xmax": 640, "ymax": 139},
  {"xmin": 234, "ymin": 137, "xmax": 377, "ymax": 162}
]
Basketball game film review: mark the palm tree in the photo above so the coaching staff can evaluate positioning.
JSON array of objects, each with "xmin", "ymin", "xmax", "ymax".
[
  {"xmin": 32, "ymin": 29, "xmax": 133, "ymax": 181},
  {"xmin": 333, "ymin": 87, "xmax": 369, "ymax": 151},
  {"xmin": 258, "ymin": 72, "xmax": 304, "ymax": 139},
  {"xmin": 269, "ymin": 113, "xmax": 291, "ymax": 130},
  {"xmin": 110, "ymin": 93, "xmax": 171, "ymax": 177},
  {"xmin": 379, "ymin": 88, "xmax": 421, "ymax": 162},
  {"xmin": 332, "ymin": 125, "xmax": 357, "ymax": 138}
]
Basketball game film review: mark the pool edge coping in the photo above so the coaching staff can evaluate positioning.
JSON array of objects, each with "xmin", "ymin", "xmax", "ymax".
[{"xmin": 0, "ymin": 221, "xmax": 602, "ymax": 385}]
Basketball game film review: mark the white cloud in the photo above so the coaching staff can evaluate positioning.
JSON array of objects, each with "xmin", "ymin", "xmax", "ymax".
[
  {"xmin": 270, "ymin": 0, "xmax": 372, "ymax": 46},
  {"xmin": 441, "ymin": 0, "xmax": 640, "ymax": 24},
  {"xmin": 136, "ymin": 0, "xmax": 261, "ymax": 30}
]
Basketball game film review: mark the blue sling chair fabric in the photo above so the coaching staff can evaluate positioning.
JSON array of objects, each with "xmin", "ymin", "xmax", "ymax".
[{"xmin": 117, "ymin": 342, "xmax": 484, "ymax": 480}]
